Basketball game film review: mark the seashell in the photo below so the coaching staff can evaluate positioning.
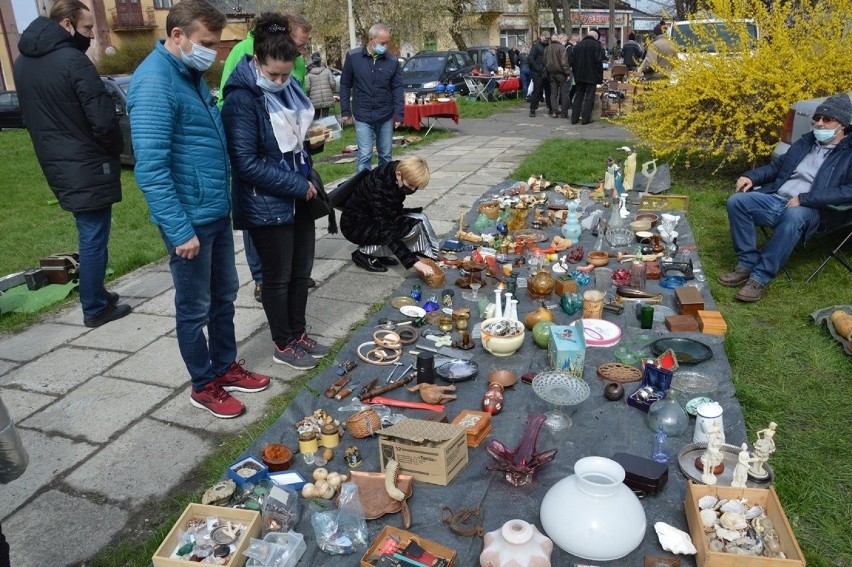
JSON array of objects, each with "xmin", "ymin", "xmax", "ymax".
[
  {"xmin": 654, "ymin": 522, "xmax": 698, "ymax": 555},
  {"xmin": 713, "ymin": 498, "xmax": 727, "ymax": 510},
  {"xmin": 735, "ymin": 536, "xmax": 756, "ymax": 547},
  {"xmin": 698, "ymin": 495, "xmax": 718, "ymax": 509},
  {"xmin": 745, "ymin": 505, "xmax": 764, "ymax": 520},
  {"xmin": 720, "ymin": 512, "xmax": 748, "ymax": 531},
  {"xmin": 714, "ymin": 525, "xmax": 742, "ymax": 541},
  {"xmin": 700, "ymin": 509, "xmax": 718, "ymax": 528},
  {"xmin": 720, "ymin": 499, "xmax": 747, "ymax": 514},
  {"xmin": 708, "ymin": 539, "xmax": 724, "ymax": 552}
]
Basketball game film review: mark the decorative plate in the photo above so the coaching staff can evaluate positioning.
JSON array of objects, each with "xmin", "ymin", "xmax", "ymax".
[
  {"xmin": 581, "ymin": 318, "xmax": 622, "ymax": 347},
  {"xmin": 391, "ymin": 296, "xmax": 417, "ymax": 309},
  {"xmin": 513, "ymin": 229, "xmax": 549, "ymax": 242},
  {"xmin": 671, "ymin": 371, "xmax": 719, "ymax": 394},
  {"xmin": 399, "ymin": 305, "xmax": 426, "ymax": 318},
  {"xmin": 650, "ymin": 337, "xmax": 713, "ymax": 364},
  {"xmin": 435, "ymin": 359, "xmax": 479, "ymax": 382},
  {"xmin": 685, "ymin": 396, "xmax": 715, "ymax": 416}
]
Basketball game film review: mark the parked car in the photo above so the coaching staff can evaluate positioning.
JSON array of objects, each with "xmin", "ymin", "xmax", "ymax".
[
  {"xmin": 401, "ymin": 50, "xmax": 475, "ymax": 95},
  {"xmin": 771, "ymin": 92, "xmax": 852, "ymax": 161},
  {"xmin": 465, "ymin": 46, "xmax": 513, "ymax": 72},
  {"xmin": 0, "ymin": 91, "xmax": 24, "ymax": 129},
  {"xmin": 668, "ymin": 19, "xmax": 758, "ymax": 59},
  {"xmin": 100, "ymin": 74, "xmax": 135, "ymax": 166}
]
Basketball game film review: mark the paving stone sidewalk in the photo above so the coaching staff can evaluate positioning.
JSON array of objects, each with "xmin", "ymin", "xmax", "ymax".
[{"xmin": 0, "ymin": 107, "xmax": 631, "ymax": 566}]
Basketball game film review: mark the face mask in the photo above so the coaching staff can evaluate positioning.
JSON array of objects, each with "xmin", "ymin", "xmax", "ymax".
[
  {"xmin": 180, "ymin": 38, "xmax": 217, "ymax": 72},
  {"xmin": 813, "ymin": 127, "xmax": 839, "ymax": 143},
  {"xmin": 373, "ymin": 43, "xmax": 387, "ymax": 55},
  {"xmin": 256, "ymin": 71, "xmax": 290, "ymax": 93},
  {"xmin": 73, "ymin": 30, "xmax": 91, "ymax": 52},
  {"xmin": 401, "ymin": 185, "xmax": 417, "ymax": 195}
]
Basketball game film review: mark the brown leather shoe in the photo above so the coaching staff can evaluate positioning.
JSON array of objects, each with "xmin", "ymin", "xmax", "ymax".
[
  {"xmin": 717, "ymin": 267, "xmax": 751, "ymax": 287},
  {"xmin": 736, "ymin": 279, "xmax": 766, "ymax": 302}
]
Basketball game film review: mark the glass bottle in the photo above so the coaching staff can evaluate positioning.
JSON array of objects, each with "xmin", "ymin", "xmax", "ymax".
[
  {"xmin": 629, "ymin": 246, "xmax": 646, "ymax": 289},
  {"xmin": 652, "ymin": 427, "xmax": 670, "ymax": 464}
]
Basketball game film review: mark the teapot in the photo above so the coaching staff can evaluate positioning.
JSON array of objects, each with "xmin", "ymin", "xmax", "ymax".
[{"xmin": 693, "ymin": 401, "xmax": 724, "ymax": 444}]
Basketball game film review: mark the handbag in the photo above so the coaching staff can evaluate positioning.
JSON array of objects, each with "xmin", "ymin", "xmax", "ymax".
[
  {"xmin": 306, "ymin": 169, "xmax": 338, "ymax": 234},
  {"xmin": 329, "ymin": 169, "xmax": 369, "ymax": 211}
]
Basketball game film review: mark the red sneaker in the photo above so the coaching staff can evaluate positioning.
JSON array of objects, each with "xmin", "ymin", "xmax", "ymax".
[
  {"xmin": 190, "ymin": 382, "xmax": 245, "ymax": 418},
  {"xmin": 216, "ymin": 360, "xmax": 271, "ymax": 393}
]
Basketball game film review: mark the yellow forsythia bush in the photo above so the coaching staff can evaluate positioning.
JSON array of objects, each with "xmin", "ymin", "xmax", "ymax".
[{"xmin": 622, "ymin": 0, "xmax": 852, "ymax": 168}]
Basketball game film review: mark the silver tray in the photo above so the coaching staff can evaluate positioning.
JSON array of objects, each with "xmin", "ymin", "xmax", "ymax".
[{"xmin": 677, "ymin": 441, "xmax": 774, "ymax": 488}]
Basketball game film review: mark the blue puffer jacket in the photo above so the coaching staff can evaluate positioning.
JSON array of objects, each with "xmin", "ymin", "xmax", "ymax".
[
  {"xmin": 340, "ymin": 47, "xmax": 403, "ymax": 123},
  {"xmin": 128, "ymin": 41, "xmax": 230, "ymax": 247},
  {"xmin": 221, "ymin": 56, "xmax": 311, "ymax": 230},
  {"xmin": 744, "ymin": 131, "xmax": 852, "ymax": 225}
]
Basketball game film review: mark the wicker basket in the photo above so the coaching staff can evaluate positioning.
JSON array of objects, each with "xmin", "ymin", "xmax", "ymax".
[
  {"xmin": 347, "ymin": 409, "xmax": 382, "ymax": 438},
  {"xmin": 418, "ymin": 257, "xmax": 445, "ymax": 288}
]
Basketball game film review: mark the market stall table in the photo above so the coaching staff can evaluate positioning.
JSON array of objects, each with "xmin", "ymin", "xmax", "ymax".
[
  {"xmin": 498, "ymin": 76, "xmax": 521, "ymax": 97},
  {"xmin": 402, "ymin": 101, "xmax": 459, "ymax": 136},
  {"xmin": 229, "ymin": 181, "xmax": 754, "ymax": 566}
]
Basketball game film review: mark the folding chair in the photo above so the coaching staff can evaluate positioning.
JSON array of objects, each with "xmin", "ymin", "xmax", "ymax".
[{"xmin": 463, "ymin": 76, "xmax": 489, "ymax": 102}]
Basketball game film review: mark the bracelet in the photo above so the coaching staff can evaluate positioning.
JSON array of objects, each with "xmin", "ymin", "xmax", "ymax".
[{"xmin": 356, "ymin": 341, "xmax": 402, "ymax": 365}]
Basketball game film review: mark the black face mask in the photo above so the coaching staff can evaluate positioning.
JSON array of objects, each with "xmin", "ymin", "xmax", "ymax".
[
  {"xmin": 401, "ymin": 185, "xmax": 417, "ymax": 195},
  {"xmin": 73, "ymin": 30, "xmax": 91, "ymax": 52}
]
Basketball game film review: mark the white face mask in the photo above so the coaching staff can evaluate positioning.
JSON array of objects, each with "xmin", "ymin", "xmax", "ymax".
[{"xmin": 180, "ymin": 37, "xmax": 217, "ymax": 72}]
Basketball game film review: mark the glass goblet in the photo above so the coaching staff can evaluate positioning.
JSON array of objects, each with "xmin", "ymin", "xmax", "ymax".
[{"xmin": 462, "ymin": 281, "xmax": 482, "ymax": 302}]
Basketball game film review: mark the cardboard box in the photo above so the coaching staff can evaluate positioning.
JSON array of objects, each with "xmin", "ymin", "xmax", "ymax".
[
  {"xmin": 548, "ymin": 320, "xmax": 586, "ymax": 377},
  {"xmin": 684, "ymin": 482, "xmax": 806, "ymax": 567},
  {"xmin": 360, "ymin": 525, "xmax": 456, "ymax": 567},
  {"xmin": 152, "ymin": 503, "xmax": 261, "ymax": 567},
  {"xmin": 451, "ymin": 410, "xmax": 493, "ymax": 448},
  {"xmin": 378, "ymin": 418, "xmax": 468, "ymax": 486}
]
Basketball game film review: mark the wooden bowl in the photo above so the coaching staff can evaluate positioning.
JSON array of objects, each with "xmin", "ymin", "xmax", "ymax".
[
  {"xmin": 487, "ymin": 369, "xmax": 518, "ymax": 388},
  {"xmin": 587, "ymin": 251, "xmax": 610, "ymax": 267},
  {"xmin": 634, "ymin": 213, "xmax": 659, "ymax": 228}
]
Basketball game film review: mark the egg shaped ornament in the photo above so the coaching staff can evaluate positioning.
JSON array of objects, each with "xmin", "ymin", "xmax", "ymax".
[
  {"xmin": 540, "ymin": 456, "xmax": 646, "ymax": 561},
  {"xmin": 532, "ymin": 321, "xmax": 555, "ymax": 349}
]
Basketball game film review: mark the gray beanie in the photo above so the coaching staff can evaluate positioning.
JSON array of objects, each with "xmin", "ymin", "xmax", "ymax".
[{"xmin": 814, "ymin": 93, "xmax": 852, "ymax": 126}]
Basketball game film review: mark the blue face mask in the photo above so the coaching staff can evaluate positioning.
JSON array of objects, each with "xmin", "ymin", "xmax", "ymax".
[
  {"xmin": 180, "ymin": 38, "xmax": 216, "ymax": 72},
  {"xmin": 256, "ymin": 68, "xmax": 290, "ymax": 93},
  {"xmin": 373, "ymin": 43, "xmax": 387, "ymax": 56},
  {"xmin": 813, "ymin": 126, "xmax": 839, "ymax": 143}
]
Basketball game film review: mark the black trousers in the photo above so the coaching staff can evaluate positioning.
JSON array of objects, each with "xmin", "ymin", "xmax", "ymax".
[
  {"xmin": 571, "ymin": 81, "xmax": 597, "ymax": 124},
  {"xmin": 248, "ymin": 201, "xmax": 315, "ymax": 349},
  {"xmin": 0, "ymin": 523, "xmax": 9, "ymax": 567},
  {"xmin": 529, "ymin": 72, "xmax": 551, "ymax": 112},
  {"xmin": 549, "ymin": 72, "xmax": 569, "ymax": 116}
]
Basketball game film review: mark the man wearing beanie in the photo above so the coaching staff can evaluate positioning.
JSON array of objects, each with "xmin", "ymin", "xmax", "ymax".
[{"xmin": 719, "ymin": 93, "xmax": 852, "ymax": 302}]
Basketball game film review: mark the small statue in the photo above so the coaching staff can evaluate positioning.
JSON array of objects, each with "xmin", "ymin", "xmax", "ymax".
[
  {"xmin": 591, "ymin": 178, "xmax": 605, "ymax": 199},
  {"xmin": 749, "ymin": 421, "xmax": 777, "ymax": 480},
  {"xmin": 730, "ymin": 442, "xmax": 754, "ymax": 488},
  {"xmin": 700, "ymin": 421, "xmax": 725, "ymax": 485},
  {"xmin": 407, "ymin": 383, "xmax": 457, "ymax": 404},
  {"xmin": 604, "ymin": 156, "xmax": 616, "ymax": 196},
  {"xmin": 619, "ymin": 146, "xmax": 637, "ymax": 191},
  {"xmin": 641, "ymin": 158, "xmax": 658, "ymax": 197}
]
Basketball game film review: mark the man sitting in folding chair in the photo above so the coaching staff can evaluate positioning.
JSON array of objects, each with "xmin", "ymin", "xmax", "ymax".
[{"xmin": 719, "ymin": 93, "xmax": 852, "ymax": 302}]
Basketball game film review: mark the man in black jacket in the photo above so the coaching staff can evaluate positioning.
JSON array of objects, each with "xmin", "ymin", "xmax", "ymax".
[
  {"xmin": 570, "ymin": 30, "xmax": 605, "ymax": 125},
  {"xmin": 527, "ymin": 32, "xmax": 552, "ymax": 117},
  {"xmin": 15, "ymin": 0, "xmax": 130, "ymax": 327}
]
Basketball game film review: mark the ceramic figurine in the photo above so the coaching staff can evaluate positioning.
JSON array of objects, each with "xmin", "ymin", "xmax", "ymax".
[
  {"xmin": 748, "ymin": 422, "xmax": 777, "ymax": 480},
  {"xmin": 700, "ymin": 445, "xmax": 722, "ymax": 485},
  {"xmin": 604, "ymin": 157, "xmax": 616, "ymax": 196},
  {"xmin": 619, "ymin": 146, "xmax": 637, "ymax": 191},
  {"xmin": 614, "ymin": 163, "xmax": 624, "ymax": 195},
  {"xmin": 730, "ymin": 443, "xmax": 754, "ymax": 488},
  {"xmin": 641, "ymin": 158, "xmax": 658, "ymax": 196}
]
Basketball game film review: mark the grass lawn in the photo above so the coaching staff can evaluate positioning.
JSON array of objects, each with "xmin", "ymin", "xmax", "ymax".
[{"xmin": 515, "ymin": 139, "xmax": 851, "ymax": 567}]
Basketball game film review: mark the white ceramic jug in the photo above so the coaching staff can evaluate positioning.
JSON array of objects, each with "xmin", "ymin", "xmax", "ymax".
[{"xmin": 693, "ymin": 401, "xmax": 724, "ymax": 444}]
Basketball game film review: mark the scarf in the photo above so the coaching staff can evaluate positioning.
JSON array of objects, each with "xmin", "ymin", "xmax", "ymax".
[{"xmin": 253, "ymin": 64, "xmax": 315, "ymax": 166}]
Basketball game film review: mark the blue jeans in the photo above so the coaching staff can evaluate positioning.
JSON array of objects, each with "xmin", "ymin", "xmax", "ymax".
[
  {"xmin": 160, "ymin": 218, "xmax": 238, "ymax": 391},
  {"xmin": 520, "ymin": 68, "xmax": 531, "ymax": 97},
  {"xmin": 242, "ymin": 231, "xmax": 263, "ymax": 284},
  {"xmin": 354, "ymin": 118, "xmax": 393, "ymax": 173},
  {"xmin": 726, "ymin": 191, "xmax": 820, "ymax": 285},
  {"xmin": 73, "ymin": 207, "xmax": 112, "ymax": 319}
]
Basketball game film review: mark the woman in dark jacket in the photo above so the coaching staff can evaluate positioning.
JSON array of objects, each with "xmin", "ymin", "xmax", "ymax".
[
  {"xmin": 222, "ymin": 13, "xmax": 329, "ymax": 371},
  {"xmin": 340, "ymin": 156, "xmax": 438, "ymax": 276}
]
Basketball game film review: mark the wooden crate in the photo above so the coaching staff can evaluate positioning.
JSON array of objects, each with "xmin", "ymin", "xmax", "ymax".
[
  {"xmin": 697, "ymin": 310, "xmax": 728, "ymax": 335},
  {"xmin": 685, "ymin": 482, "xmax": 805, "ymax": 567},
  {"xmin": 361, "ymin": 525, "xmax": 456, "ymax": 567}
]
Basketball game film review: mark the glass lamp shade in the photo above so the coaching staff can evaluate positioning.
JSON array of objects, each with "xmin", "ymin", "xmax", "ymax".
[
  {"xmin": 646, "ymin": 398, "xmax": 690, "ymax": 437},
  {"xmin": 540, "ymin": 456, "xmax": 646, "ymax": 561}
]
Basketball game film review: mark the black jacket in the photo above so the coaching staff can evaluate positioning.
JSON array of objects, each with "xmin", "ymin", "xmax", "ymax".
[
  {"xmin": 621, "ymin": 40, "xmax": 644, "ymax": 68},
  {"xmin": 339, "ymin": 161, "xmax": 422, "ymax": 268},
  {"xmin": 528, "ymin": 39, "xmax": 548, "ymax": 75},
  {"xmin": 570, "ymin": 36, "xmax": 606, "ymax": 85},
  {"xmin": 14, "ymin": 17, "xmax": 122, "ymax": 213}
]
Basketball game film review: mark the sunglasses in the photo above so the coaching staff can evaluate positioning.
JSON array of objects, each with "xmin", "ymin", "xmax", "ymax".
[{"xmin": 812, "ymin": 114, "xmax": 839, "ymax": 124}]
